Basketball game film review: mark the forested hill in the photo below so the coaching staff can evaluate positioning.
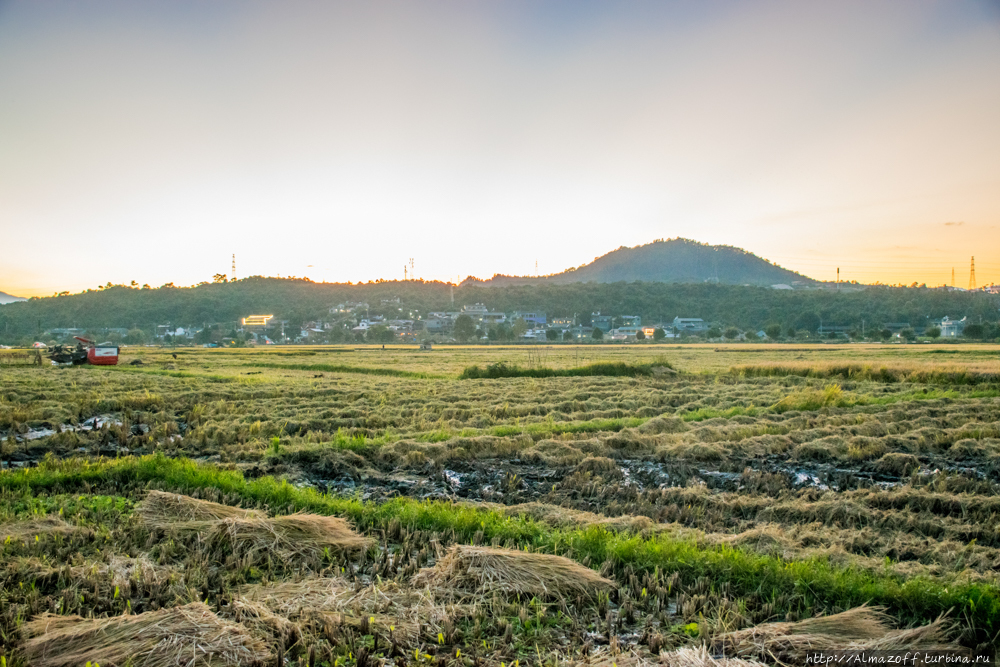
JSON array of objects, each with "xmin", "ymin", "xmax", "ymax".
[
  {"xmin": 0, "ymin": 291, "xmax": 26, "ymax": 305},
  {"xmin": 1, "ymin": 277, "xmax": 998, "ymax": 343},
  {"xmin": 462, "ymin": 238, "xmax": 814, "ymax": 287}
]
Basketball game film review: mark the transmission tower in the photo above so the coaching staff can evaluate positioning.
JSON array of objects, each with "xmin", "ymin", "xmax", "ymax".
[
  {"xmin": 231, "ymin": 254, "xmax": 236, "ymax": 281},
  {"xmin": 952, "ymin": 267, "xmax": 955, "ymax": 288},
  {"xmin": 969, "ymin": 256, "xmax": 976, "ymax": 290}
]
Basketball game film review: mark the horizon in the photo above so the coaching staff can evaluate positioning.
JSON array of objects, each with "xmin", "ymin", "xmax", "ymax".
[
  {"xmin": 2, "ymin": 1, "xmax": 999, "ymax": 296},
  {"xmin": 1, "ymin": 235, "xmax": 996, "ymax": 298}
]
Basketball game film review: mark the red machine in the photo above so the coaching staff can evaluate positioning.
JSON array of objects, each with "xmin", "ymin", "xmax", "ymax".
[{"xmin": 48, "ymin": 337, "xmax": 119, "ymax": 366}]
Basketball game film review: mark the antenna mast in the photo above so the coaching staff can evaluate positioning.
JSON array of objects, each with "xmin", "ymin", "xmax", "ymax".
[
  {"xmin": 970, "ymin": 256, "xmax": 977, "ymax": 290},
  {"xmin": 231, "ymin": 254, "xmax": 236, "ymax": 281}
]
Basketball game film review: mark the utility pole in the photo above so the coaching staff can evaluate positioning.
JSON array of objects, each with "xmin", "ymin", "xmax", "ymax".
[
  {"xmin": 969, "ymin": 256, "xmax": 977, "ymax": 290},
  {"xmin": 836, "ymin": 267, "xmax": 840, "ymax": 291},
  {"xmin": 404, "ymin": 266, "xmax": 407, "ymax": 281}
]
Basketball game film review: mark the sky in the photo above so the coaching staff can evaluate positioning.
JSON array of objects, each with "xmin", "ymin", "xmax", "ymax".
[{"xmin": 1, "ymin": 1, "xmax": 999, "ymax": 297}]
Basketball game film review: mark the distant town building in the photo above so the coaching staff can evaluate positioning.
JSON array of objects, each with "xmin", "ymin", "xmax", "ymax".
[
  {"xmin": 512, "ymin": 311, "xmax": 547, "ymax": 325},
  {"xmin": 619, "ymin": 315, "xmax": 641, "ymax": 327},
  {"xmin": 461, "ymin": 303, "xmax": 489, "ymax": 317},
  {"xmin": 938, "ymin": 316, "xmax": 967, "ymax": 338},
  {"xmin": 673, "ymin": 317, "xmax": 708, "ymax": 332},
  {"xmin": 591, "ymin": 313, "xmax": 613, "ymax": 332}
]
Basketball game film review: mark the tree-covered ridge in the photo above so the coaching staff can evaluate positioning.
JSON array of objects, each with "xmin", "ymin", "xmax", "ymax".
[
  {"xmin": 462, "ymin": 238, "xmax": 816, "ymax": 286},
  {"xmin": 1, "ymin": 276, "xmax": 998, "ymax": 342}
]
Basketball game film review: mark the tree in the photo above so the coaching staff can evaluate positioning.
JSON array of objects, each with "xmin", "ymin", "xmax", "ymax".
[
  {"xmin": 878, "ymin": 328, "xmax": 893, "ymax": 341},
  {"xmin": 546, "ymin": 328, "xmax": 560, "ymax": 341},
  {"xmin": 786, "ymin": 326, "xmax": 798, "ymax": 339},
  {"xmin": 653, "ymin": 328, "xmax": 666, "ymax": 341},
  {"xmin": 764, "ymin": 324, "xmax": 782, "ymax": 340},
  {"xmin": 366, "ymin": 325, "xmax": 395, "ymax": 344},
  {"xmin": 453, "ymin": 314, "xmax": 476, "ymax": 343},
  {"xmin": 213, "ymin": 274, "xmax": 228, "ymax": 283},
  {"xmin": 963, "ymin": 323, "xmax": 985, "ymax": 339},
  {"xmin": 125, "ymin": 328, "xmax": 147, "ymax": 345},
  {"xmin": 924, "ymin": 326, "xmax": 941, "ymax": 339},
  {"xmin": 900, "ymin": 328, "xmax": 916, "ymax": 342},
  {"xmin": 635, "ymin": 329, "xmax": 645, "ymax": 340},
  {"xmin": 706, "ymin": 327, "xmax": 722, "ymax": 339},
  {"xmin": 591, "ymin": 327, "xmax": 604, "ymax": 341},
  {"xmin": 511, "ymin": 318, "xmax": 528, "ymax": 339},
  {"xmin": 562, "ymin": 330, "xmax": 574, "ymax": 341},
  {"xmin": 723, "ymin": 327, "xmax": 740, "ymax": 340}
]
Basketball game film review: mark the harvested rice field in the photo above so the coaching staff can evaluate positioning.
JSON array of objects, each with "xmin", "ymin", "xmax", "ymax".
[{"xmin": 1, "ymin": 344, "xmax": 999, "ymax": 665}]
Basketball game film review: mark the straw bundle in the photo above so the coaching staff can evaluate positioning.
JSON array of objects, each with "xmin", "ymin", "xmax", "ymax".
[
  {"xmin": 580, "ymin": 647, "xmax": 763, "ymax": 667},
  {"xmin": 206, "ymin": 513, "xmax": 371, "ymax": 560},
  {"xmin": 0, "ymin": 516, "xmax": 91, "ymax": 542},
  {"xmin": 412, "ymin": 545, "xmax": 613, "ymax": 599},
  {"xmin": 137, "ymin": 490, "xmax": 264, "ymax": 526},
  {"xmin": 711, "ymin": 607, "xmax": 955, "ymax": 663},
  {"xmin": 231, "ymin": 577, "xmax": 467, "ymax": 643},
  {"xmin": 137, "ymin": 491, "xmax": 371, "ymax": 560},
  {"xmin": 21, "ymin": 602, "xmax": 271, "ymax": 667}
]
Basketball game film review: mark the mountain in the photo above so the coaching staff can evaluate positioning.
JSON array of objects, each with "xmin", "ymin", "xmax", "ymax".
[
  {"xmin": 461, "ymin": 238, "xmax": 815, "ymax": 287},
  {"xmin": 0, "ymin": 291, "xmax": 27, "ymax": 305}
]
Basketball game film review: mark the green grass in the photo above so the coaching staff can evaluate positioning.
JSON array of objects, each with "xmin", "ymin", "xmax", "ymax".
[{"xmin": 3, "ymin": 454, "xmax": 999, "ymax": 645}]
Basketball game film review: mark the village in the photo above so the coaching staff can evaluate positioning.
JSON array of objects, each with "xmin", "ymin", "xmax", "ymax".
[{"xmin": 26, "ymin": 298, "xmax": 975, "ymax": 349}]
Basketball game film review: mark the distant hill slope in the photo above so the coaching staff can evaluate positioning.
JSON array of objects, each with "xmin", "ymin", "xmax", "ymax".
[
  {"xmin": 0, "ymin": 291, "xmax": 27, "ymax": 305},
  {"xmin": 462, "ymin": 238, "xmax": 814, "ymax": 287}
]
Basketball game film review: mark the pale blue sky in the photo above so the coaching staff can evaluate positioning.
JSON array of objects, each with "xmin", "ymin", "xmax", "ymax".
[{"xmin": 2, "ymin": 1, "xmax": 999, "ymax": 294}]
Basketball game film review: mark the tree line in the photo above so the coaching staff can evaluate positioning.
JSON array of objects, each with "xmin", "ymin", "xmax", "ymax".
[{"xmin": 0, "ymin": 277, "xmax": 997, "ymax": 344}]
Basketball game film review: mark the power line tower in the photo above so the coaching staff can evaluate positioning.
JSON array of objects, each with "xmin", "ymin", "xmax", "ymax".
[
  {"xmin": 969, "ymin": 256, "xmax": 977, "ymax": 290},
  {"xmin": 404, "ymin": 265, "xmax": 408, "ymax": 281},
  {"xmin": 409, "ymin": 258, "xmax": 414, "ymax": 277},
  {"xmin": 231, "ymin": 254, "xmax": 236, "ymax": 281},
  {"xmin": 952, "ymin": 267, "xmax": 955, "ymax": 288}
]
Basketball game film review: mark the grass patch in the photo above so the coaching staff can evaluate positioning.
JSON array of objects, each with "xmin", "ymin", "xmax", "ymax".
[
  {"xmin": 731, "ymin": 362, "xmax": 1000, "ymax": 386},
  {"xmin": 246, "ymin": 361, "xmax": 442, "ymax": 379},
  {"xmin": 459, "ymin": 361, "xmax": 671, "ymax": 379},
  {"xmin": 3, "ymin": 454, "xmax": 1000, "ymax": 646}
]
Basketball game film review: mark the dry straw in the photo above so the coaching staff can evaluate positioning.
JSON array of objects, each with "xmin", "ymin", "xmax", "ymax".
[
  {"xmin": 710, "ymin": 606, "xmax": 955, "ymax": 663},
  {"xmin": 412, "ymin": 544, "xmax": 613, "ymax": 599},
  {"xmin": 0, "ymin": 516, "xmax": 91, "ymax": 542},
  {"xmin": 21, "ymin": 602, "xmax": 271, "ymax": 667},
  {"xmin": 231, "ymin": 577, "xmax": 468, "ymax": 643},
  {"xmin": 137, "ymin": 491, "xmax": 371, "ymax": 559},
  {"xmin": 580, "ymin": 647, "xmax": 764, "ymax": 667},
  {"xmin": 137, "ymin": 490, "xmax": 265, "ymax": 525}
]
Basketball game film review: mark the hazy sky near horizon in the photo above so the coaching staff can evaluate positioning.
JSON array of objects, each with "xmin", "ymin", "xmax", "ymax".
[{"xmin": 2, "ymin": 1, "xmax": 999, "ymax": 296}]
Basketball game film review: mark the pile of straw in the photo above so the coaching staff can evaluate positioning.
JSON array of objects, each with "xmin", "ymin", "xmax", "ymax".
[
  {"xmin": 579, "ymin": 647, "xmax": 763, "ymax": 667},
  {"xmin": 231, "ymin": 577, "xmax": 467, "ymax": 643},
  {"xmin": 0, "ymin": 516, "xmax": 91, "ymax": 542},
  {"xmin": 137, "ymin": 491, "xmax": 371, "ymax": 560},
  {"xmin": 412, "ymin": 544, "xmax": 613, "ymax": 599},
  {"xmin": 207, "ymin": 513, "xmax": 371, "ymax": 560},
  {"xmin": 21, "ymin": 602, "xmax": 271, "ymax": 667},
  {"xmin": 711, "ymin": 606, "xmax": 955, "ymax": 662},
  {"xmin": 137, "ymin": 490, "xmax": 264, "ymax": 526}
]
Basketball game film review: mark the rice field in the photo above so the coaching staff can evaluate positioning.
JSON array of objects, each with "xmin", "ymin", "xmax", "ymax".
[{"xmin": 1, "ymin": 344, "xmax": 999, "ymax": 664}]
